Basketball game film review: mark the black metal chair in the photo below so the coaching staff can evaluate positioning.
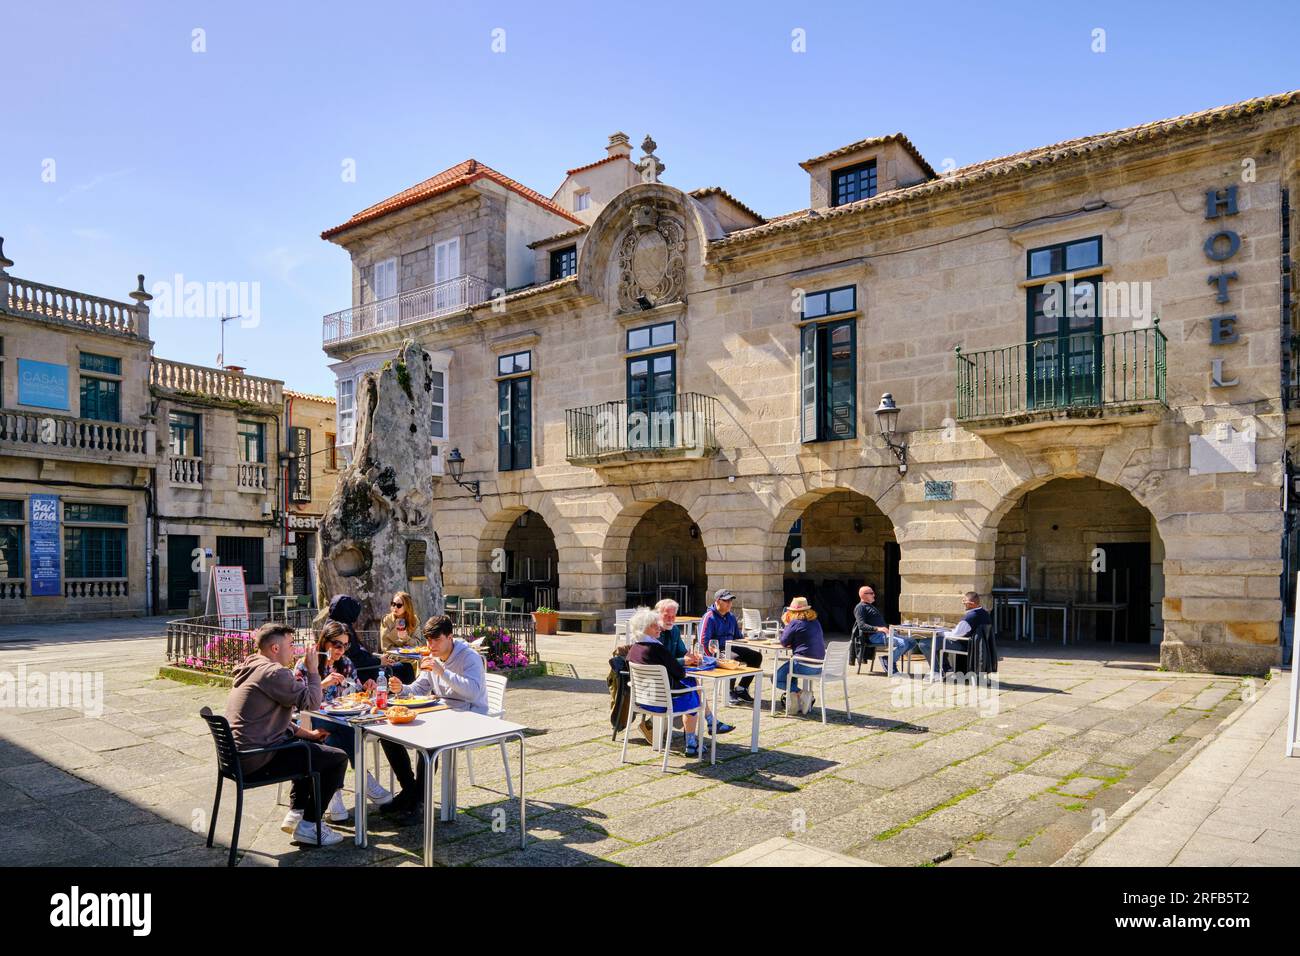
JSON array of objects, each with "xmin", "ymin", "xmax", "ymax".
[
  {"xmin": 199, "ymin": 706, "xmax": 320, "ymax": 867},
  {"xmin": 939, "ymin": 623, "xmax": 997, "ymax": 677}
]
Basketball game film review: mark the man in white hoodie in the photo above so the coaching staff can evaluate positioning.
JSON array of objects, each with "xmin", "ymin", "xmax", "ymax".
[{"xmin": 380, "ymin": 614, "xmax": 488, "ymax": 815}]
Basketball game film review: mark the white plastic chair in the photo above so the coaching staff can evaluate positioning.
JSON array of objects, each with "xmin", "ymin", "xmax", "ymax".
[
  {"xmin": 741, "ymin": 607, "xmax": 780, "ymax": 641},
  {"xmin": 621, "ymin": 662, "xmax": 706, "ymax": 772},
  {"xmin": 612, "ymin": 608, "xmax": 637, "ymax": 651},
  {"xmin": 781, "ymin": 641, "xmax": 851, "ymax": 723},
  {"xmin": 463, "ymin": 673, "xmax": 514, "ymax": 797}
]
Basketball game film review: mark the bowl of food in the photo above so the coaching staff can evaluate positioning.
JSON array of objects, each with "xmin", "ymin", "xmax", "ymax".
[
  {"xmin": 387, "ymin": 705, "xmax": 417, "ymax": 725},
  {"xmin": 716, "ymin": 659, "xmax": 743, "ymax": 670}
]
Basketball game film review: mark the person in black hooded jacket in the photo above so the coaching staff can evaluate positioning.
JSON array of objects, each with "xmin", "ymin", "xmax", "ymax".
[{"xmin": 328, "ymin": 594, "xmax": 381, "ymax": 685}]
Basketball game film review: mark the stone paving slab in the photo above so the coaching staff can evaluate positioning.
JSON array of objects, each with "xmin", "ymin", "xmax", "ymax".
[{"xmin": 0, "ymin": 625, "xmax": 1265, "ymax": 867}]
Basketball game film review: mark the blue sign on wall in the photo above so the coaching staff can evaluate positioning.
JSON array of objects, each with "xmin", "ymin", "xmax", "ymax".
[
  {"xmin": 17, "ymin": 359, "xmax": 70, "ymax": 410},
  {"xmin": 29, "ymin": 495, "xmax": 61, "ymax": 597}
]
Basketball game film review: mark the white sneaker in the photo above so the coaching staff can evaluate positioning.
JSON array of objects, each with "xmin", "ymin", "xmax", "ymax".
[
  {"xmin": 799, "ymin": 689, "xmax": 814, "ymax": 714},
  {"xmin": 292, "ymin": 818, "xmax": 344, "ymax": 846},
  {"xmin": 326, "ymin": 790, "xmax": 350, "ymax": 822},
  {"xmin": 365, "ymin": 772, "xmax": 393, "ymax": 806},
  {"xmin": 280, "ymin": 808, "xmax": 304, "ymax": 834}
]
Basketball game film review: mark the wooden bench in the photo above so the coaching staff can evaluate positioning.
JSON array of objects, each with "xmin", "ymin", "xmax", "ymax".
[{"xmin": 556, "ymin": 611, "xmax": 602, "ymax": 633}]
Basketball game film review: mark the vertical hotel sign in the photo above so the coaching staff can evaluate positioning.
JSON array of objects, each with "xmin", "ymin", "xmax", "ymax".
[
  {"xmin": 290, "ymin": 427, "xmax": 311, "ymax": 502},
  {"xmin": 29, "ymin": 494, "xmax": 61, "ymax": 596}
]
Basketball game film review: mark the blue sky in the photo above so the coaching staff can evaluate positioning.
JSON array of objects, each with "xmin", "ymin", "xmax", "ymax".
[{"xmin": 2, "ymin": 0, "xmax": 1294, "ymax": 394}]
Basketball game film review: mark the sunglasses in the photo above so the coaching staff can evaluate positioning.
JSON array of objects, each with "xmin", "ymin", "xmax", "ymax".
[
  {"xmin": 391, "ymin": 601, "xmax": 404, "ymax": 608},
  {"xmin": 327, "ymin": 641, "xmax": 347, "ymax": 649}
]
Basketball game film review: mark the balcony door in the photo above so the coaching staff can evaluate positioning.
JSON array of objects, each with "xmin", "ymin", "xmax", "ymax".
[
  {"xmin": 627, "ymin": 353, "xmax": 676, "ymax": 450},
  {"xmin": 1027, "ymin": 277, "xmax": 1103, "ymax": 408},
  {"xmin": 373, "ymin": 258, "xmax": 397, "ymax": 328},
  {"xmin": 434, "ymin": 238, "xmax": 461, "ymax": 311}
]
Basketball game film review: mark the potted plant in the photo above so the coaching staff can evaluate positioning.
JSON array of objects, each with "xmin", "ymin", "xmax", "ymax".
[{"xmin": 532, "ymin": 606, "xmax": 558, "ymax": 635}]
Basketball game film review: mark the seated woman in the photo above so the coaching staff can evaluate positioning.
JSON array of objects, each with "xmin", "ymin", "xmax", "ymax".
[
  {"xmin": 379, "ymin": 590, "xmax": 419, "ymax": 684},
  {"xmin": 380, "ymin": 614, "xmax": 488, "ymax": 816},
  {"xmin": 655, "ymin": 598, "xmax": 732, "ymax": 735},
  {"xmin": 625, "ymin": 607, "xmax": 705, "ymax": 757},
  {"xmin": 775, "ymin": 597, "xmax": 826, "ymax": 715},
  {"xmin": 292, "ymin": 622, "xmax": 393, "ymax": 823}
]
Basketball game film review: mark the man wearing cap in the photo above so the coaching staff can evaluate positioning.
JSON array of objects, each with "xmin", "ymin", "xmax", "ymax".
[{"xmin": 699, "ymin": 589, "xmax": 760, "ymax": 705}]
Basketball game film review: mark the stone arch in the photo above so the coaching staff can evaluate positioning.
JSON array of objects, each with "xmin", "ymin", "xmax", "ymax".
[{"xmin": 464, "ymin": 493, "xmax": 573, "ymax": 603}]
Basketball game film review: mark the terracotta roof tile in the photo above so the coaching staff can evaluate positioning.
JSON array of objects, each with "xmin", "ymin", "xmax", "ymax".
[
  {"xmin": 720, "ymin": 89, "xmax": 1300, "ymax": 248},
  {"xmin": 564, "ymin": 154, "xmax": 629, "ymax": 177},
  {"xmin": 284, "ymin": 388, "xmax": 335, "ymax": 404},
  {"xmin": 322, "ymin": 159, "xmax": 583, "ymax": 239},
  {"xmin": 527, "ymin": 225, "xmax": 589, "ymax": 250},
  {"xmin": 689, "ymin": 187, "xmax": 766, "ymax": 224},
  {"xmin": 800, "ymin": 132, "xmax": 937, "ymax": 178}
]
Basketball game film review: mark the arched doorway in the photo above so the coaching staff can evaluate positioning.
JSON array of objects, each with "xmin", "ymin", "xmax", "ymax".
[
  {"xmin": 779, "ymin": 489, "xmax": 898, "ymax": 634},
  {"xmin": 992, "ymin": 477, "xmax": 1163, "ymax": 644},
  {"xmin": 500, "ymin": 510, "xmax": 559, "ymax": 612},
  {"xmin": 625, "ymin": 501, "xmax": 707, "ymax": 615}
]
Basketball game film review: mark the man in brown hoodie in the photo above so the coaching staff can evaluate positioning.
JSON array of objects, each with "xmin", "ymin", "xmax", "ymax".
[{"xmin": 226, "ymin": 622, "xmax": 349, "ymax": 847}]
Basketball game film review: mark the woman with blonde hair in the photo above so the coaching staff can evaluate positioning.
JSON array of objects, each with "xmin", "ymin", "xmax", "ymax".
[
  {"xmin": 380, "ymin": 591, "xmax": 419, "ymax": 683},
  {"xmin": 776, "ymin": 597, "xmax": 826, "ymax": 714}
]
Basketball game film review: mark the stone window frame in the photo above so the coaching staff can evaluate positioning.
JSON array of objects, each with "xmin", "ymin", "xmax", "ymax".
[
  {"xmin": 236, "ymin": 419, "xmax": 267, "ymax": 464},
  {"xmin": 831, "ymin": 160, "xmax": 878, "ymax": 207},
  {"xmin": 574, "ymin": 189, "xmax": 591, "ymax": 213},
  {"xmin": 63, "ymin": 500, "xmax": 130, "ymax": 581},
  {"xmin": 77, "ymin": 348, "xmax": 124, "ymax": 423},
  {"xmin": 549, "ymin": 245, "xmax": 578, "ymax": 281},
  {"xmin": 795, "ymin": 283, "xmax": 861, "ymax": 444}
]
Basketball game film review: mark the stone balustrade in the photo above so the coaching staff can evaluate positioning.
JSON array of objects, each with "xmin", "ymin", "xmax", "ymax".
[
  {"xmin": 0, "ymin": 581, "xmax": 26, "ymax": 600},
  {"xmin": 150, "ymin": 357, "xmax": 282, "ymax": 406},
  {"xmin": 168, "ymin": 455, "xmax": 204, "ymax": 486},
  {"xmin": 237, "ymin": 461, "xmax": 268, "ymax": 492},
  {"xmin": 0, "ymin": 409, "xmax": 155, "ymax": 462},
  {"xmin": 4, "ymin": 275, "xmax": 145, "ymax": 337},
  {"xmin": 64, "ymin": 578, "xmax": 129, "ymax": 599}
]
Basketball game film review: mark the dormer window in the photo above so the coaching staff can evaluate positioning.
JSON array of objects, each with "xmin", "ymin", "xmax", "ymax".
[
  {"xmin": 550, "ymin": 245, "xmax": 578, "ymax": 281},
  {"xmin": 574, "ymin": 190, "xmax": 591, "ymax": 212},
  {"xmin": 832, "ymin": 160, "xmax": 878, "ymax": 207}
]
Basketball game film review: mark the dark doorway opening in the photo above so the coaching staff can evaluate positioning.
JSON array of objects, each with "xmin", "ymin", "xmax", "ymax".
[
  {"xmin": 167, "ymin": 534, "xmax": 199, "ymax": 611},
  {"xmin": 1097, "ymin": 542, "xmax": 1151, "ymax": 644}
]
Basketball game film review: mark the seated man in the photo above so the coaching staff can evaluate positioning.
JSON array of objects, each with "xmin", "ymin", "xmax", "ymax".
[
  {"xmin": 937, "ymin": 591, "xmax": 994, "ymax": 676},
  {"xmin": 381, "ymin": 614, "xmax": 487, "ymax": 816},
  {"xmin": 226, "ymin": 622, "xmax": 349, "ymax": 847},
  {"xmin": 853, "ymin": 585, "xmax": 922, "ymax": 677}
]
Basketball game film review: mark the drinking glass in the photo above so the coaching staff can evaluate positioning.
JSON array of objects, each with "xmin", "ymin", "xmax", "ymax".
[{"xmin": 708, "ymin": 640, "xmax": 719, "ymax": 660}]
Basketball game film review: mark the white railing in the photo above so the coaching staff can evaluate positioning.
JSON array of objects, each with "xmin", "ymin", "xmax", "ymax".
[
  {"xmin": 0, "ymin": 581, "xmax": 25, "ymax": 600},
  {"xmin": 322, "ymin": 274, "xmax": 490, "ymax": 347},
  {"xmin": 150, "ymin": 358, "xmax": 281, "ymax": 406},
  {"xmin": 4, "ymin": 276, "xmax": 143, "ymax": 336},
  {"xmin": 169, "ymin": 455, "xmax": 204, "ymax": 486},
  {"xmin": 237, "ymin": 461, "xmax": 268, "ymax": 492},
  {"xmin": 64, "ymin": 578, "xmax": 129, "ymax": 599},
  {"xmin": 0, "ymin": 410, "xmax": 155, "ymax": 460}
]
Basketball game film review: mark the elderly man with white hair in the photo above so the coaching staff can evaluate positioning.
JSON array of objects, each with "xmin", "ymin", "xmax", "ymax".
[{"xmin": 625, "ymin": 606, "xmax": 706, "ymax": 757}]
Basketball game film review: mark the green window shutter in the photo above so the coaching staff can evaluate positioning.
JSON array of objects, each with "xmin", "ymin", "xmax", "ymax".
[
  {"xmin": 800, "ymin": 324, "xmax": 818, "ymax": 443},
  {"xmin": 512, "ymin": 378, "xmax": 531, "ymax": 470},
  {"xmin": 823, "ymin": 320, "xmax": 857, "ymax": 440}
]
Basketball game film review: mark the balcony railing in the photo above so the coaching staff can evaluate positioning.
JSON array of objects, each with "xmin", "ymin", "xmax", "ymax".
[
  {"xmin": 956, "ymin": 324, "xmax": 1167, "ymax": 424},
  {"xmin": 65, "ymin": 578, "xmax": 129, "ymax": 599},
  {"xmin": 4, "ymin": 275, "xmax": 144, "ymax": 337},
  {"xmin": 150, "ymin": 357, "xmax": 281, "ymax": 406},
  {"xmin": 237, "ymin": 461, "xmax": 268, "ymax": 492},
  {"xmin": 169, "ymin": 454, "xmax": 203, "ymax": 486},
  {"xmin": 0, "ymin": 409, "xmax": 155, "ymax": 462},
  {"xmin": 566, "ymin": 392, "xmax": 720, "ymax": 465},
  {"xmin": 0, "ymin": 581, "xmax": 25, "ymax": 600},
  {"xmin": 322, "ymin": 275, "xmax": 490, "ymax": 347}
]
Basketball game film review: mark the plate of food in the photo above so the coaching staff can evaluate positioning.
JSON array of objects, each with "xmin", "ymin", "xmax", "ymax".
[
  {"xmin": 320, "ymin": 701, "xmax": 369, "ymax": 716},
  {"xmin": 390, "ymin": 647, "xmax": 428, "ymax": 657},
  {"xmin": 390, "ymin": 696, "xmax": 441, "ymax": 709},
  {"xmin": 386, "ymin": 705, "xmax": 418, "ymax": 725}
]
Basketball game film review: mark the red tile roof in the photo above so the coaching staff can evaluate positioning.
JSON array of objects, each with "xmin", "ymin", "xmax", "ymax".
[
  {"xmin": 564, "ymin": 154, "xmax": 628, "ymax": 177},
  {"xmin": 321, "ymin": 159, "xmax": 583, "ymax": 240},
  {"xmin": 800, "ymin": 132, "xmax": 937, "ymax": 178}
]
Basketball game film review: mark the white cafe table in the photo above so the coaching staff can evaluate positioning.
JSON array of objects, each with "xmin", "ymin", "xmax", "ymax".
[
  {"xmin": 728, "ymin": 638, "xmax": 793, "ymax": 716},
  {"xmin": 685, "ymin": 664, "xmax": 765, "ymax": 764},
  {"xmin": 889, "ymin": 624, "xmax": 946, "ymax": 682},
  {"xmin": 312, "ymin": 708, "xmax": 527, "ymax": 867}
]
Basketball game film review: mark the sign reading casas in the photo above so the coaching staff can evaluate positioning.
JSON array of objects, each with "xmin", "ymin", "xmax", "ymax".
[
  {"xmin": 290, "ymin": 427, "xmax": 311, "ymax": 502},
  {"xmin": 17, "ymin": 359, "xmax": 69, "ymax": 409}
]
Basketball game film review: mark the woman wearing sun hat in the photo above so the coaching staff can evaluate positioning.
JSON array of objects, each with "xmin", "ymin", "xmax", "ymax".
[{"xmin": 776, "ymin": 596, "xmax": 826, "ymax": 714}]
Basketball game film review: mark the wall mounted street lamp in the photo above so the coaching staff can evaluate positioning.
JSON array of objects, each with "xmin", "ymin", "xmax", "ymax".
[
  {"xmin": 874, "ymin": 393, "xmax": 908, "ymax": 475},
  {"xmin": 445, "ymin": 447, "xmax": 482, "ymax": 501}
]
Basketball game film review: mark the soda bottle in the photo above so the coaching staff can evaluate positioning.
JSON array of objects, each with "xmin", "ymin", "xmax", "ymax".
[{"xmin": 374, "ymin": 667, "xmax": 388, "ymax": 710}]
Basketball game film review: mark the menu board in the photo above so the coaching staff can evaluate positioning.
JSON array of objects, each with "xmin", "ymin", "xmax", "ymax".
[{"xmin": 212, "ymin": 565, "xmax": 249, "ymax": 627}]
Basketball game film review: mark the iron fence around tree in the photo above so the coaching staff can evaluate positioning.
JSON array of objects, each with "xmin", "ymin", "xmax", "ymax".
[{"xmin": 451, "ymin": 610, "xmax": 538, "ymax": 671}]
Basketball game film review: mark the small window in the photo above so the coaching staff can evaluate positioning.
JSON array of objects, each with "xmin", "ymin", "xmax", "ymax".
[
  {"xmin": 497, "ymin": 351, "xmax": 531, "ymax": 376},
  {"xmin": 1027, "ymin": 236, "xmax": 1102, "ymax": 279},
  {"xmin": 79, "ymin": 353, "xmax": 121, "ymax": 375},
  {"xmin": 64, "ymin": 503, "xmax": 127, "ymax": 523},
  {"xmin": 237, "ymin": 420, "xmax": 265, "ymax": 463},
  {"xmin": 549, "ymin": 246, "xmax": 578, "ymax": 281},
  {"xmin": 216, "ymin": 535, "xmax": 264, "ymax": 586},
  {"xmin": 832, "ymin": 160, "xmax": 877, "ymax": 207},
  {"xmin": 336, "ymin": 378, "xmax": 355, "ymax": 445},
  {"xmin": 326, "ymin": 433, "xmax": 337, "ymax": 470},
  {"xmin": 574, "ymin": 190, "xmax": 591, "ymax": 212},
  {"xmin": 79, "ymin": 353, "xmax": 121, "ymax": 422},
  {"xmin": 168, "ymin": 411, "xmax": 201, "ymax": 457},
  {"xmin": 627, "ymin": 322, "xmax": 675, "ymax": 352},
  {"xmin": 801, "ymin": 285, "xmax": 856, "ymax": 320},
  {"xmin": 430, "ymin": 370, "xmax": 445, "ymax": 439},
  {"xmin": 0, "ymin": 499, "xmax": 22, "ymax": 580}
]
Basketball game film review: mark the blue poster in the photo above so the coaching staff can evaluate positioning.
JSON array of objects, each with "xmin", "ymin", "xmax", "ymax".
[
  {"xmin": 29, "ymin": 495, "xmax": 61, "ymax": 597},
  {"xmin": 17, "ymin": 359, "xmax": 70, "ymax": 410}
]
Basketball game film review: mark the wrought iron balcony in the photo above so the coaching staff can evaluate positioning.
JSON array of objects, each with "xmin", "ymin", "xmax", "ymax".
[
  {"xmin": 322, "ymin": 275, "xmax": 490, "ymax": 347},
  {"xmin": 956, "ymin": 324, "xmax": 1167, "ymax": 429},
  {"xmin": 565, "ymin": 392, "xmax": 720, "ymax": 466}
]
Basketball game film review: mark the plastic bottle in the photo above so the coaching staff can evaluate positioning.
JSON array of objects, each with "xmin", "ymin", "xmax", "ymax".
[{"xmin": 375, "ymin": 667, "xmax": 388, "ymax": 710}]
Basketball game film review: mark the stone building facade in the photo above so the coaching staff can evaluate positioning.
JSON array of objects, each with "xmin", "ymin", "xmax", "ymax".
[
  {"xmin": 280, "ymin": 388, "xmax": 338, "ymax": 602},
  {"xmin": 321, "ymin": 94, "xmax": 1300, "ymax": 675}
]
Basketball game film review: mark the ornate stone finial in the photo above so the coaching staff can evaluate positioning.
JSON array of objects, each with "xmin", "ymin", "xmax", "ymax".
[
  {"xmin": 0, "ymin": 237, "xmax": 13, "ymax": 272},
  {"xmin": 636, "ymin": 135, "xmax": 665, "ymax": 184},
  {"xmin": 129, "ymin": 274, "xmax": 153, "ymax": 304}
]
